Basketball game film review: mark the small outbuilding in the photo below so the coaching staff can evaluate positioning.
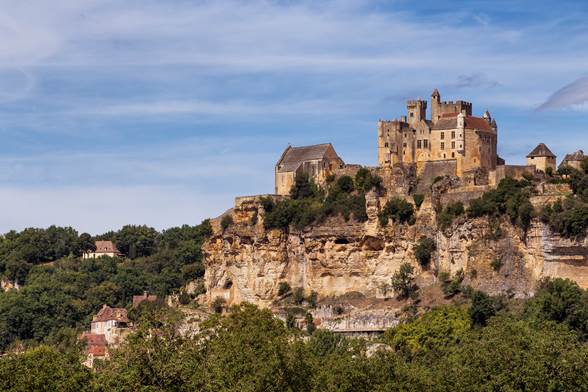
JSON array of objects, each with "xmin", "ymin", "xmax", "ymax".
[
  {"xmin": 559, "ymin": 150, "xmax": 586, "ymax": 171},
  {"xmin": 526, "ymin": 143, "xmax": 556, "ymax": 173}
]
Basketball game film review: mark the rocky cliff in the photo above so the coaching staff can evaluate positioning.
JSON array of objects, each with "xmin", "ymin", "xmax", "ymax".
[{"xmin": 203, "ymin": 193, "xmax": 588, "ymax": 311}]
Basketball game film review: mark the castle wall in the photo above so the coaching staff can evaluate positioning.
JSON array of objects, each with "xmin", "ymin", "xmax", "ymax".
[
  {"xmin": 527, "ymin": 156, "xmax": 556, "ymax": 173},
  {"xmin": 490, "ymin": 164, "xmax": 535, "ymax": 186},
  {"xmin": 415, "ymin": 160, "xmax": 457, "ymax": 193}
]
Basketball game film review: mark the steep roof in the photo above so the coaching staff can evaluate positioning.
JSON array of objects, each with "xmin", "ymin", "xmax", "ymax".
[
  {"xmin": 432, "ymin": 115, "xmax": 494, "ymax": 132},
  {"xmin": 561, "ymin": 150, "xmax": 585, "ymax": 163},
  {"xmin": 94, "ymin": 240, "xmax": 120, "ymax": 254},
  {"xmin": 527, "ymin": 143, "xmax": 555, "ymax": 158},
  {"xmin": 92, "ymin": 305, "xmax": 129, "ymax": 323},
  {"xmin": 277, "ymin": 143, "xmax": 339, "ymax": 173}
]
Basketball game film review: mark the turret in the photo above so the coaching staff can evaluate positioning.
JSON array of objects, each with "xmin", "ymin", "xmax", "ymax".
[
  {"xmin": 406, "ymin": 99, "xmax": 427, "ymax": 127},
  {"xmin": 457, "ymin": 112, "xmax": 465, "ymax": 129},
  {"xmin": 431, "ymin": 89, "xmax": 441, "ymax": 123},
  {"xmin": 483, "ymin": 109, "xmax": 491, "ymax": 124}
]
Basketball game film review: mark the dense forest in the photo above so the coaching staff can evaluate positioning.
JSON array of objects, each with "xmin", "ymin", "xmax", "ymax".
[
  {"xmin": 0, "ymin": 221, "xmax": 211, "ymax": 352},
  {"xmin": 2, "ymin": 278, "xmax": 588, "ymax": 391}
]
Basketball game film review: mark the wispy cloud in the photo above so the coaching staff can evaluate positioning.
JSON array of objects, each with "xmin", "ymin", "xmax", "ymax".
[{"xmin": 537, "ymin": 76, "xmax": 588, "ymax": 111}]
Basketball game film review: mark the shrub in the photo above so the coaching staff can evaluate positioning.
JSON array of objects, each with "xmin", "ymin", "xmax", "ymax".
[
  {"xmin": 469, "ymin": 291, "xmax": 497, "ymax": 326},
  {"xmin": 305, "ymin": 312, "xmax": 316, "ymax": 334},
  {"xmin": 413, "ymin": 237, "xmax": 436, "ymax": 268},
  {"xmin": 220, "ymin": 215, "xmax": 233, "ymax": 231},
  {"xmin": 178, "ymin": 290, "xmax": 191, "ymax": 305},
  {"xmin": 438, "ymin": 201, "xmax": 465, "ymax": 230},
  {"xmin": 355, "ymin": 168, "xmax": 382, "ymax": 192},
  {"xmin": 391, "ymin": 263, "xmax": 418, "ymax": 300},
  {"xmin": 413, "ymin": 194, "xmax": 425, "ymax": 209},
  {"xmin": 335, "ymin": 175, "xmax": 355, "ymax": 193},
  {"xmin": 212, "ymin": 297, "xmax": 226, "ymax": 314},
  {"xmin": 443, "ymin": 270, "xmax": 464, "ymax": 297},
  {"xmin": 524, "ymin": 278, "xmax": 588, "ymax": 339},
  {"xmin": 293, "ymin": 287, "xmax": 304, "ymax": 305},
  {"xmin": 290, "ymin": 172, "xmax": 320, "ymax": 200},
  {"xmin": 307, "ymin": 291, "xmax": 318, "ymax": 308},
  {"xmin": 467, "ymin": 177, "xmax": 535, "ymax": 232},
  {"xmin": 278, "ymin": 281, "xmax": 291, "ymax": 296},
  {"xmin": 379, "ymin": 198, "xmax": 415, "ymax": 226}
]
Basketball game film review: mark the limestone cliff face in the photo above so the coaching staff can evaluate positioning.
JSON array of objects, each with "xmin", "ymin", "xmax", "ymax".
[{"xmin": 203, "ymin": 195, "xmax": 588, "ymax": 307}]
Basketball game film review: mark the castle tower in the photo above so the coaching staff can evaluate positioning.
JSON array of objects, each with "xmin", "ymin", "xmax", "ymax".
[
  {"xmin": 483, "ymin": 109, "xmax": 491, "ymax": 124},
  {"xmin": 406, "ymin": 99, "xmax": 427, "ymax": 127},
  {"xmin": 431, "ymin": 89, "xmax": 441, "ymax": 123}
]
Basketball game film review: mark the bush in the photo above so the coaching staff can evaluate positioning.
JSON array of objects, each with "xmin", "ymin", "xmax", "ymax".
[
  {"xmin": 212, "ymin": 297, "xmax": 226, "ymax": 313},
  {"xmin": 467, "ymin": 177, "xmax": 535, "ymax": 232},
  {"xmin": 524, "ymin": 278, "xmax": 588, "ymax": 339},
  {"xmin": 305, "ymin": 312, "xmax": 316, "ymax": 334},
  {"xmin": 220, "ymin": 215, "xmax": 233, "ymax": 231},
  {"xmin": 379, "ymin": 198, "xmax": 415, "ymax": 226},
  {"xmin": 413, "ymin": 194, "xmax": 425, "ymax": 209},
  {"xmin": 469, "ymin": 291, "xmax": 497, "ymax": 326},
  {"xmin": 335, "ymin": 176, "xmax": 354, "ymax": 193},
  {"xmin": 438, "ymin": 201, "xmax": 465, "ymax": 230},
  {"xmin": 391, "ymin": 263, "xmax": 418, "ymax": 300},
  {"xmin": 290, "ymin": 172, "xmax": 320, "ymax": 200},
  {"xmin": 413, "ymin": 237, "xmax": 436, "ymax": 268},
  {"xmin": 354, "ymin": 168, "xmax": 382, "ymax": 193},
  {"xmin": 307, "ymin": 291, "xmax": 318, "ymax": 308},
  {"xmin": 277, "ymin": 281, "xmax": 291, "ymax": 296},
  {"xmin": 292, "ymin": 287, "xmax": 304, "ymax": 305}
]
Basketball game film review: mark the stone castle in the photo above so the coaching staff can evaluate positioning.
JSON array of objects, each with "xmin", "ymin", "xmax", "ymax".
[
  {"xmin": 377, "ymin": 89, "xmax": 497, "ymax": 178},
  {"xmin": 274, "ymin": 89, "xmax": 567, "ymax": 195}
]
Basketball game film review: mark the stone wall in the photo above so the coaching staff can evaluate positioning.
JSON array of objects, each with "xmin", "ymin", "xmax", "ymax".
[{"xmin": 416, "ymin": 160, "xmax": 457, "ymax": 193}]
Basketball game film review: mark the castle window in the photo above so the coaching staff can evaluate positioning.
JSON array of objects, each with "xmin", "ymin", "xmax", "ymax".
[
  {"xmin": 452, "ymin": 152, "xmax": 455, "ymax": 158},
  {"xmin": 403, "ymin": 143, "xmax": 407, "ymax": 148},
  {"xmin": 441, "ymin": 142, "xmax": 445, "ymax": 150},
  {"xmin": 385, "ymin": 142, "xmax": 389, "ymax": 147},
  {"xmin": 441, "ymin": 132, "xmax": 445, "ymax": 140},
  {"xmin": 460, "ymin": 144, "xmax": 462, "ymax": 149},
  {"xmin": 451, "ymin": 131, "xmax": 455, "ymax": 139},
  {"xmin": 417, "ymin": 140, "xmax": 422, "ymax": 149},
  {"xmin": 451, "ymin": 141, "xmax": 455, "ymax": 149},
  {"xmin": 424, "ymin": 140, "xmax": 429, "ymax": 148},
  {"xmin": 410, "ymin": 112, "xmax": 414, "ymax": 117}
]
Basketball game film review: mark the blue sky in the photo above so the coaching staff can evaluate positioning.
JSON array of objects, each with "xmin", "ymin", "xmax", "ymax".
[{"xmin": 0, "ymin": 0, "xmax": 587, "ymax": 234}]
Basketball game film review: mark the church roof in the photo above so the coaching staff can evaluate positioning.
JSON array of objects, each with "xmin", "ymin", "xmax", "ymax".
[
  {"xmin": 527, "ymin": 143, "xmax": 555, "ymax": 158},
  {"xmin": 432, "ymin": 115, "xmax": 494, "ymax": 132},
  {"xmin": 277, "ymin": 143, "xmax": 339, "ymax": 173}
]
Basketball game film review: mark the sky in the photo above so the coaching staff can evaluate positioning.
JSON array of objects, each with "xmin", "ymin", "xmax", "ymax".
[{"xmin": 0, "ymin": 0, "xmax": 587, "ymax": 234}]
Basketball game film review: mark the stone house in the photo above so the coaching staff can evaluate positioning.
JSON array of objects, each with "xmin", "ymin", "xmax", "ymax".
[
  {"xmin": 83, "ymin": 240, "xmax": 122, "ymax": 259},
  {"xmin": 275, "ymin": 143, "xmax": 344, "ymax": 196},
  {"xmin": 559, "ymin": 150, "xmax": 586, "ymax": 171},
  {"xmin": 90, "ymin": 304, "xmax": 130, "ymax": 345},
  {"xmin": 378, "ymin": 89, "xmax": 498, "ymax": 178},
  {"xmin": 527, "ymin": 143, "xmax": 556, "ymax": 173}
]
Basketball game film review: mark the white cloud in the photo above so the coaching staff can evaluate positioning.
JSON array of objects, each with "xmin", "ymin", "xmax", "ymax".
[{"xmin": 538, "ymin": 76, "xmax": 588, "ymax": 110}]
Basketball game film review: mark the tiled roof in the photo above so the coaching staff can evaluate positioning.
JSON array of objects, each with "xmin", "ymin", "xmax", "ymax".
[
  {"xmin": 432, "ymin": 115, "xmax": 494, "ymax": 132},
  {"xmin": 94, "ymin": 240, "xmax": 120, "ymax": 254},
  {"xmin": 92, "ymin": 305, "xmax": 129, "ymax": 323},
  {"xmin": 561, "ymin": 150, "xmax": 585, "ymax": 162},
  {"xmin": 277, "ymin": 143, "xmax": 337, "ymax": 173},
  {"xmin": 527, "ymin": 143, "xmax": 555, "ymax": 158},
  {"xmin": 81, "ymin": 333, "xmax": 107, "ymax": 356}
]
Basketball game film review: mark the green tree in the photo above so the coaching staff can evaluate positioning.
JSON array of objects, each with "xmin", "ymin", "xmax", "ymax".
[
  {"xmin": 413, "ymin": 237, "xmax": 436, "ymax": 268},
  {"xmin": 0, "ymin": 346, "xmax": 92, "ymax": 392},
  {"xmin": 391, "ymin": 263, "xmax": 418, "ymax": 300}
]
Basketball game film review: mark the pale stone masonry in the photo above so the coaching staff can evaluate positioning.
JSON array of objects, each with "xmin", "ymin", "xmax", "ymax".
[{"xmin": 378, "ymin": 89, "xmax": 497, "ymax": 178}]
